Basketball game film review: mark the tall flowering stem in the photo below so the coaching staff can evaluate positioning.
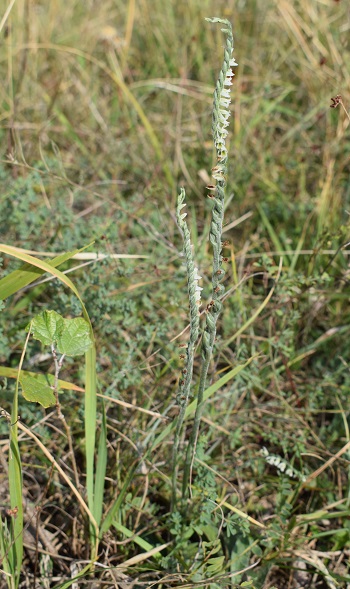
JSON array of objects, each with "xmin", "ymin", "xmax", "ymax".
[
  {"xmin": 172, "ymin": 188, "xmax": 202, "ymax": 508},
  {"xmin": 182, "ymin": 18, "xmax": 237, "ymax": 499}
]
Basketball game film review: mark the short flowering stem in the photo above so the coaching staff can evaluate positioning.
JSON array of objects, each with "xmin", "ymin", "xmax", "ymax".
[{"xmin": 171, "ymin": 188, "xmax": 201, "ymax": 509}]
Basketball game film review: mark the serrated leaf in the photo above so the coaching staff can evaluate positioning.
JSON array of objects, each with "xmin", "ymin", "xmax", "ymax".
[
  {"xmin": 29, "ymin": 310, "xmax": 64, "ymax": 347},
  {"xmin": 20, "ymin": 373, "xmax": 56, "ymax": 408},
  {"xmin": 57, "ymin": 317, "xmax": 92, "ymax": 356}
]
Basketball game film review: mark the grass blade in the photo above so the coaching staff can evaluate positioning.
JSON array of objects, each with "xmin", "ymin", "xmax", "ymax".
[
  {"xmin": 150, "ymin": 356, "xmax": 257, "ymax": 451},
  {"xmin": 0, "ymin": 247, "xmax": 91, "ymax": 300},
  {"xmin": 7, "ymin": 330, "xmax": 31, "ymax": 588},
  {"xmin": 112, "ymin": 521, "xmax": 156, "ymax": 552},
  {"xmin": 85, "ymin": 345, "xmax": 97, "ymax": 547},
  {"xmin": 257, "ymin": 205, "xmax": 291, "ymax": 265},
  {"xmin": 93, "ymin": 402, "xmax": 107, "ymax": 528},
  {"xmin": 0, "ymin": 504, "xmax": 14, "ymax": 589},
  {"xmin": 224, "ymin": 258, "xmax": 282, "ymax": 347},
  {"xmin": 100, "ymin": 462, "xmax": 138, "ymax": 536}
]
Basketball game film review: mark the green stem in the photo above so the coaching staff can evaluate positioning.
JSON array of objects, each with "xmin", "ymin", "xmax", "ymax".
[
  {"xmin": 171, "ymin": 189, "xmax": 201, "ymax": 509},
  {"xmin": 182, "ymin": 178, "xmax": 226, "ymax": 498}
]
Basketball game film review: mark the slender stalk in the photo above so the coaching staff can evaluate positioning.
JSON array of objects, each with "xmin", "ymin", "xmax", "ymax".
[
  {"xmin": 171, "ymin": 188, "xmax": 201, "ymax": 508},
  {"xmin": 51, "ymin": 344, "xmax": 81, "ymax": 492},
  {"xmin": 7, "ymin": 327, "xmax": 31, "ymax": 588},
  {"xmin": 182, "ymin": 18, "xmax": 237, "ymax": 499}
]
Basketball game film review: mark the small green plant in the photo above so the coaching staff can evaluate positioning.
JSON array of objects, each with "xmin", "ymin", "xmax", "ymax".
[
  {"xmin": 0, "ymin": 247, "xmax": 150, "ymax": 586},
  {"xmin": 0, "ymin": 245, "xmax": 99, "ymax": 586},
  {"xmin": 0, "ymin": 308, "xmax": 93, "ymax": 589},
  {"xmin": 24, "ymin": 310, "xmax": 92, "ymax": 408}
]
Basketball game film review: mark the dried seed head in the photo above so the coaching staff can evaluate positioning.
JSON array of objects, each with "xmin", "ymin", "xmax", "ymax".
[
  {"xmin": 206, "ymin": 301, "xmax": 215, "ymax": 312},
  {"xmin": 330, "ymin": 95, "xmax": 342, "ymax": 108}
]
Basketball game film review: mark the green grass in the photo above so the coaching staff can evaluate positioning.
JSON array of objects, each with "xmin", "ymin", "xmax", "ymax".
[{"xmin": 0, "ymin": 1, "xmax": 350, "ymax": 588}]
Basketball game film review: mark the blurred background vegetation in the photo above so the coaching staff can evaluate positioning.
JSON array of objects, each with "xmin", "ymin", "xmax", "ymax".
[{"xmin": 0, "ymin": 0, "xmax": 350, "ymax": 587}]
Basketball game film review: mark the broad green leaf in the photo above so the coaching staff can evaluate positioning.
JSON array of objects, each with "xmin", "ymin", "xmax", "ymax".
[
  {"xmin": 28, "ymin": 312, "xmax": 92, "ymax": 356},
  {"xmin": 57, "ymin": 317, "xmax": 93, "ymax": 356},
  {"xmin": 229, "ymin": 535, "xmax": 252, "ymax": 584},
  {"xmin": 29, "ymin": 310, "xmax": 64, "ymax": 347},
  {"xmin": 20, "ymin": 373, "xmax": 56, "ymax": 408}
]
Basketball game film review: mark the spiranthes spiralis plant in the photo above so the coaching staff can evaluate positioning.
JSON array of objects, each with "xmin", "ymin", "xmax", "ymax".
[{"xmin": 172, "ymin": 18, "xmax": 238, "ymax": 505}]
